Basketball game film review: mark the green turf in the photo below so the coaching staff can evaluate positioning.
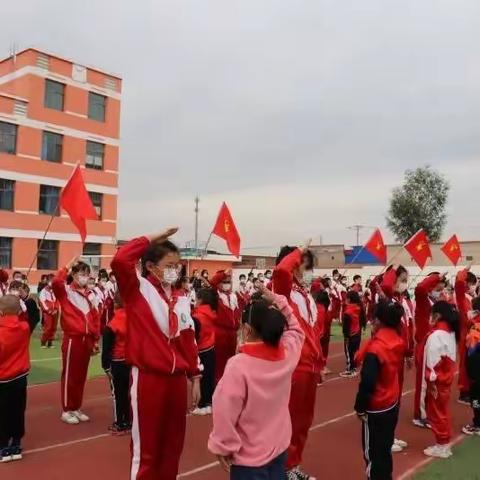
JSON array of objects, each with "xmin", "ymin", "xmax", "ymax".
[
  {"xmin": 414, "ymin": 437, "xmax": 480, "ymax": 479},
  {"xmin": 29, "ymin": 329, "xmax": 104, "ymax": 385}
]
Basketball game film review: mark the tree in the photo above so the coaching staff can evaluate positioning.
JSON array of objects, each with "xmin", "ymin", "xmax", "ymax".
[{"xmin": 386, "ymin": 166, "xmax": 449, "ymax": 243}]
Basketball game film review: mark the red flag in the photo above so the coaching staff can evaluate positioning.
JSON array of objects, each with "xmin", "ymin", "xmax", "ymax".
[
  {"xmin": 364, "ymin": 228, "xmax": 387, "ymax": 264},
  {"xmin": 441, "ymin": 234, "xmax": 462, "ymax": 266},
  {"xmin": 404, "ymin": 229, "xmax": 432, "ymax": 269},
  {"xmin": 59, "ymin": 166, "xmax": 98, "ymax": 243},
  {"xmin": 212, "ymin": 202, "xmax": 241, "ymax": 257}
]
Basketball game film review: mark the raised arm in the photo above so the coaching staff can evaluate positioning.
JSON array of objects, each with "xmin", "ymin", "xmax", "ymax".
[
  {"xmin": 210, "ymin": 270, "xmax": 228, "ymax": 289},
  {"xmin": 273, "ymin": 293, "xmax": 304, "ymax": 361},
  {"xmin": 380, "ymin": 268, "xmax": 397, "ymax": 299},
  {"xmin": 272, "ymin": 248, "xmax": 302, "ymax": 297},
  {"xmin": 455, "ymin": 269, "xmax": 469, "ymax": 315}
]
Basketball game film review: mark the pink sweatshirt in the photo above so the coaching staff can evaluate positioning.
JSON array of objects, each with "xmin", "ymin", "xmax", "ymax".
[{"xmin": 208, "ymin": 294, "xmax": 305, "ymax": 467}]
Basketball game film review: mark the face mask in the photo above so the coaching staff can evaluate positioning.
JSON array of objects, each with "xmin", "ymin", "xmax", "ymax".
[
  {"xmin": 221, "ymin": 283, "xmax": 232, "ymax": 292},
  {"xmin": 303, "ymin": 271, "xmax": 314, "ymax": 284},
  {"xmin": 77, "ymin": 276, "xmax": 89, "ymax": 287},
  {"xmin": 14, "ymin": 276, "xmax": 22, "ymax": 282},
  {"xmin": 163, "ymin": 268, "xmax": 179, "ymax": 285},
  {"xmin": 430, "ymin": 290, "xmax": 442, "ymax": 301},
  {"xmin": 9, "ymin": 290, "xmax": 20, "ymax": 297},
  {"xmin": 397, "ymin": 282, "xmax": 408, "ymax": 294},
  {"xmin": 240, "ymin": 280, "xmax": 246, "ymax": 285},
  {"xmin": 99, "ymin": 280, "xmax": 107, "ymax": 287}
]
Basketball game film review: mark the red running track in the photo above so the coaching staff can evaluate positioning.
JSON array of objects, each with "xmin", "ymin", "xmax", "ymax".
[{"xmin": 2, "ymin": 342, "xmax": 471, "ymax": 480}]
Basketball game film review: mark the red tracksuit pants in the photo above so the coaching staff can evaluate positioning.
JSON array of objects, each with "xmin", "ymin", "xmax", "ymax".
[
  {"xmin": 41, "ymin": 312, "xmax": 58, "ymax": 345},
  {"xmin": 61, "ymin": 335, "xmax": 95, "ymax": 412},
  {"xmin": 286, "ymin": 370, "xmax": 319, "ymax": 470},
  {"xmin": 458, "ymin": 329, "xmax": 470, "ymax": 396},
  {"xmin": 214, "ymin": 329, "xmax": 237, "ymax": 384},
  {"xmin": 426, "ymin": 382, "xmax": 452, "ymax": 445},
  {"xmin": 130, "ymin": 368, "xmax": 187, "ymax": 480},
  {"xmin": 320, "ymin": 315, "xmax": 333, "ymax": 362}
]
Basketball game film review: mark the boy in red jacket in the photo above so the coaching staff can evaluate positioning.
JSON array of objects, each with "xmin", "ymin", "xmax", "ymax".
[
  {"xmin": 52, "ymin": 258, "xmax": 101, "ymax": 425},
  {"xmin": 111, "ymin": 228, "xmax": 201, "ymax": 480},
  {"xmin": 210, "ymin": 269, "xmax": 240, "ymax": 384},
  {"xmin": 412, "ymin": 272, "xmax": 447, "ymax": 427},
  {"xmin": 273, "ymin": 241, "xmax": 322, "ymax": 480},
  {"xmin": 455, "ymin": 267, "xmax": 478, "ymax": 404},
  {"xmin": 0, "ymin": 295, "xmax": 39, "ymax": 463},
  {"xmin": 39, "ymin": 274, "xmax": 59, "ymax": 349},
  {"xmin": 102, "ymin": 294, "xmax": 130, "ymax": 435}
]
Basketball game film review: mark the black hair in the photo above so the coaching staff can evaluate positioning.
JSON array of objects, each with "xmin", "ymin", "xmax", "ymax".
[
  {"xmin": 386, "ymin": 264, "xmax": 408, "ymax": 279},
  {"xmin": 313, "ymin": 290, "xmax": 331, "ymax": 310},
  {"xmin": 375, "ymin": 300, "xmax": 404, "ymax": 331},
  {"xmin": 201, "ymin": 269, "xmax": 209, "ymax": 277},
  {"xmin": 365, "ymin": 279, "xmax": 371, "ymax": 288},
  {"xmin": 40, "ymin": 274, "xmax": 48, "ymax": 281},
  {"xmin": 265, "ymin": 270, "xmax": 272, "ymax": 275},
  {"xmin": 174, "ymin": 265, "xmax": 188, "ymax": 289},
  {"xmin": 8, "ymin": 280, "xmax": 23, "ymax": 291},
  {"xmin": 276, "ymin": 245, "xmax": 314, "ymax": 270},
  {"xmin": 332, "ymin": 269, "xmax": 339, "ymax": 276},
  {"xmin": 321, "ymin": 277, "xmax": 331, "ymax": 289},
  {"xmin": 141, "ymin": 240, "xmax": 179, "ymax": 277},
  {"xmin": 432, "ymin": 301, "xmax": 460, "ymax": 342},
  {"xmin": 341, "ymin": 275, "xmax": 347, "ymax": 282},
  {"xmin": 71, "ymin": 262, "xmax": 91, "ymax": 275},
  {"xmin": 466, "ymin": 272, "xmax": 477, "ymax": 285},
  {"xmin": 353, "ymin": 275, "xmax": 361, "ymax": 282},
  {"xmin": 47, "ymin": 273, "xmax": 54, "ymax": 281},
  {"xmin": 472, "ymin": 296, "xmax": 480, "ymax": 312},
  {"xmin": 239, "ymin": 274, "xmax": 246, "ymax": 280},
  {"xmin": 248, "ymin": 272, "xmax": 254, "ymax": 277},
  {"xmin": 99, "ymin": 268, "xmax": 108, "ymax": 276},
  {"xmin": 242, "ymin": 297, "xmax": 287, "ymax": 347},
  {"xmin": 98, "ymin": 271, "xmax": 109, "ymax": 281},
  {"xmin": 12, "ymin": 270, "xmax": 22, "ymax": 277},
  {"xmin": 197, "ymin": 288, "xmax": 218, "ymax": 311},
  {"xmin": 347, "ymin": 290, "xmax": 362, "ymax": 305}
]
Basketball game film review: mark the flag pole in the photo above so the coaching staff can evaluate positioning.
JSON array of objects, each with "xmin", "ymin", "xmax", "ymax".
[
  {"xmin": 201, "ymin": 232, "xmax": 213, "ymax": 259},
  {"xmin": 341, "ymin": 245, "xmax": 366, "ymax": 276}
]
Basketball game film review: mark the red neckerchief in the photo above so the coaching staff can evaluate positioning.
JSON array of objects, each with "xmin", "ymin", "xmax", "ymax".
[
  {"xmin": 239, "ymin": 342, "xmax": 286, "ymax": 361},
  {"xmin": 432, "ymin": 320, "xmax": 451, "ymax": 334},
  {"xmin": 147, "ymin": 273, "xmax": 179, "ymax": 337},
  {"xmin": 292, "ymin": 281, "xmax": 314, "ymax": 323}
]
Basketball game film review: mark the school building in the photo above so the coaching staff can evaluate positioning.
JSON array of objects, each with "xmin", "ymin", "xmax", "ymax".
[{"xmin": 0, "ymin": 47, "xmax": 121, "ymax": 284}]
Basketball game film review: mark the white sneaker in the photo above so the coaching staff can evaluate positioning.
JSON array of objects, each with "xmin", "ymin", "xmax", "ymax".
[
  {"xmin": 391, "ymin": 443, "xmax": 403, "ymax": 453},
  {"xmin": 322, "ymin": 367, "xmax": 332, "ymax": 375},
  {"xmin": 72, "ymin": 410, "xmax": 90, "ymax": 422},
  {"xmin": 61, "ymin": 411, "xmax": 80, "ymax": 425},
  {"xmin": 204, "ymin": 406, "xmax": 212, "ymax": 415},
  {"xmin": 412, "ymin": 418, "xmax": 431, "ymax": 429},
  {"xmin": 192, "ymin": 407, "xmax": 208, "ymax": 416},
  {"xmin": 394, "ymin": 438, "xmax": 408, "ymax": 449},
  {"xmin": 423, "ymin": 444, "xmax": 452, "ymax": 459}
]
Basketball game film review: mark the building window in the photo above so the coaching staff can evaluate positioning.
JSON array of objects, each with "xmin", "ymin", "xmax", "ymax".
[
  {"xmin": 37, "ymin": 240, "xmax": 58, "ymax": 270},
  {"xmin": 0, "ymin": 121, "xmax": 17, "ymax": 154},
  {"xmin": 85, "ymin": 141, "xmax": 104, "ymax": 170},
  {"xmin": 88, "ymin": 191, "xmax": 103, "ymax": 218},
  {"xmin": 44, "ymin": 79, "xmax": 65, "ymax": 111},
  {"xmin": 42, "ymin": 131, "xmax": 63, "ymax": 163},
  {"xmin": 0, "ymin": 179, "xmax": 15, "ymax": 211},
  {"xmin": 88, "ymin": 92, "xmax": 106, "ymax": 121},
  {"xmin": 0, "ymin": 237, "xmax": 12, "ymax": 268},
  {"xmin": 39, "ymin": 185, "xmax": 60, "ymax": 215},
  {"xmin": 83, "ymin": 243, "xmax": 101, "ymax": 270}
]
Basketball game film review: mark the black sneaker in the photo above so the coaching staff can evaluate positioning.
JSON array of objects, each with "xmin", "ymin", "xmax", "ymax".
[
  {"xmin": 10, "ymin": 446, "xmax": 22, "ymax": 461},
  {"xmin": 292, "ymin": 467, "xmax": 316, "ymax": 480},
  {"xmin": 0, "ymin": 447, "xmax": 12, "ymax": 463},
  {"xmin": 458, "ymin": 394, "xmax": 471, "ymax": 406}
]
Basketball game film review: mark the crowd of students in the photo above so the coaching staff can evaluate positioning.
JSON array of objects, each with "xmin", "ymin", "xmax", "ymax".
[{"xmin": 0, "ymin": 230, "xmax": 480, "ymax": 480}]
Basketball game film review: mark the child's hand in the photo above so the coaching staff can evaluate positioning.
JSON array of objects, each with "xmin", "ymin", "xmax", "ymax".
[
  {"xmin": 428, "ymin": 383, "xmax": 438, "ymax": 399},
  {"xmin": 217, "ymin": 455, "xmax": 232, "ymax": 472},
  {"xmin": 259, "ymin": 284, "xmax": 276, "ymax": 305},
  {"xmin": 190, "ymin": 377, "xmax": 201, "ymax": 409}
]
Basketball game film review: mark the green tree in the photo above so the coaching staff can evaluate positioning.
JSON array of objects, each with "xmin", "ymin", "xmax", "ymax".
[{"xmin": 387, "ymin": 166, "xmax": 449, "ymax": 243}]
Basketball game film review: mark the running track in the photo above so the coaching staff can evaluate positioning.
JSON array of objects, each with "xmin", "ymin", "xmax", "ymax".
[{"xmin": 3, "ymin": 343, "xmax": 471, "ymax": 480}]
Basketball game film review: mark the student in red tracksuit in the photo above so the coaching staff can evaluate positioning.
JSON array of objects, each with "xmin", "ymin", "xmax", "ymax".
[
  {"xmin": 455, "ymin": 267, "xmax": 478, "ymax": 404},
  {"xmin": 111, "ymin": 228, "xmax": 201, "ymax": 480},
  {"xmin": 340, "ymin": 291, "xmax": 366, "ymax": 378},
  {"xmin": 236, "ymin": 274, "xmax": 251, "ymax": 312},
  {"xmin": 102, "ymin": 294, "xmax": 131, "ymax": 435},
  {"xmin": 210, "ymin": 270, "xmax": 240, "ymax": 384},
  {"xmin": 377, "ymin": 265, "xmax": 413, "ymax": 452},
  {"xmin": 39, "ymin": 274, "xmax": 59, "ymax": 349},
  {"xmin": 52, "ymin": 258, "xmax": 101, "ymax": 426},
  {"xmin": 313, "ymin": 290, "xmax": 330, "ymax": 383},
  {"xmin": 192, "ymin": 288, "xmax": 218, "ymax": 415},
  {"xmin": 0, "ymin": 295, "xmax": 40, "ymax": 463},
  {"xmin": 273, "ymin": 242, "xmax": 321, "ymax": 480},
  {"xmin": 355, "ymin": 300, "xmax": 406, "ymax": 480},
  {"xmin": 412, "ymin": 273, "xmax": 447, "ymax": 427},
  {"xmin": 320, "ymin": 277, "xmax": 334, "ymax": 374},
  {"xmin": 98, "ymin": 270, "xmax": 114, "ymax": 331},
  {"xmin": 421, "ymin": 301, "xmax": 459, "ymax": 458}
]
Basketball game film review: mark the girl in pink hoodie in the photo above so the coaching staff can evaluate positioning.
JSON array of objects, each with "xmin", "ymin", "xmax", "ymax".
[{"xmin": 208, "ymin": 286, "xmax": 305, "ymax": 479}]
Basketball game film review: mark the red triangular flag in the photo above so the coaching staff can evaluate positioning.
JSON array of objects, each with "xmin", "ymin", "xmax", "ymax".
[
  {"xmin": 404, "ymin": 229, "xmax": 432, "ymax": 269},
  {"xmin": 212, "ymin": 202, "xmax": 241, "ymax": 257},
  {"xmin": 59, "ymin": 166, "xmax": 98, "ymax": 243},
  {"xmin": 364, "ymin": 228, "xmax": 387, "ymax": 264},
  {"xmin": 441, "ymin": 234, "xmax": 462, "ymax": 266}
]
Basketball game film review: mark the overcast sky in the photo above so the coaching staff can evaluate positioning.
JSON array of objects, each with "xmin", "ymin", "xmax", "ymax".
[{"xmin": 2, "ymin": 1, "xmax": 480, "ymax": 253}]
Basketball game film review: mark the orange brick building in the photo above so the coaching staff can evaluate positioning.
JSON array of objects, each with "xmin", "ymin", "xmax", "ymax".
[{"xmin": 0, "ymin": 48, "xmax": 121, "ymax": 284}]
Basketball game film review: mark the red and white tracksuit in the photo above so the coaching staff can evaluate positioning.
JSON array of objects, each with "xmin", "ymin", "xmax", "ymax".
[
  {"xmin": 421, "ymin": 322, "xmax": 456, "ymax": 445},
  {"xmin": 273, "ymin": 248, "xmax": 322, "ymax": 470},
  {"xmin": 413, "ymin": 274, "xmax": 441, "ymax": 419},
  {"xmin": 455, "ymin": 269, "xmax": 473, "ymax": 396},
  {"xmin": 97, "ymin": 284, "xmax": 115, "ymax": 331},
  {"xmin": 38, "ymin": 286, "xmax": 59, "ymax": 345},
  {"xmin": 210, "ymin": 271, "xmax": 240, "ymax": 384},
  {"xmin": 52, "ymin": 269, "xmax": 100, "ymax": 412},
  {"xmin": 111, "ymin": 237, "xmax": 200, "ymax": 480}
]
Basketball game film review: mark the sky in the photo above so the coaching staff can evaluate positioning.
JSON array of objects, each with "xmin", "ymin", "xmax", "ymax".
[{"xmin": 1, "ymin": 0, "xmax": 480, "ymax": 254}]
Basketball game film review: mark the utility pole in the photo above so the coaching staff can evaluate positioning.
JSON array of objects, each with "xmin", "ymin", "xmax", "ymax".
[
  {"xmin": 194, "ymin": 196, "xmax": 199, "ymax": 254},
  {"xmin": 347, "ymin": 224, "xmax": 365, "ymax": 246}
]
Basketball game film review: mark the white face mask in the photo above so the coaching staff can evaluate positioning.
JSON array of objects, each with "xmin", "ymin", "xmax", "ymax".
[
  {"xmin": 9, "ymin": 290, "xmax": 20, "ymax": 297},
  {"xmin": 163, "ymin": 268, "xmax": 179, "ymax": 285},
  {"xmin": 397, "ymin": 282, "xmax": 408, "ymax": 294},
  {"xmin": 77, "ymin": 276, "xmax": 89, "ymax": 287},
  {"xmin": 430, "ymin": 290, "xmax": 442, "ymax": 301},
  {"xmin": 469, "ymin": 285, "xmax": 477, "ymax": 296},
  {"xmin": 221, "ymin": 283, "xmax": 232, "ymax": 292},
  {"xmin": 13, "ymin": 276, "xmax": 22, "ymax": 282},
  {"xmin": 303, "ymin": 271, "xmax": 314, "ymax": 284}
]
